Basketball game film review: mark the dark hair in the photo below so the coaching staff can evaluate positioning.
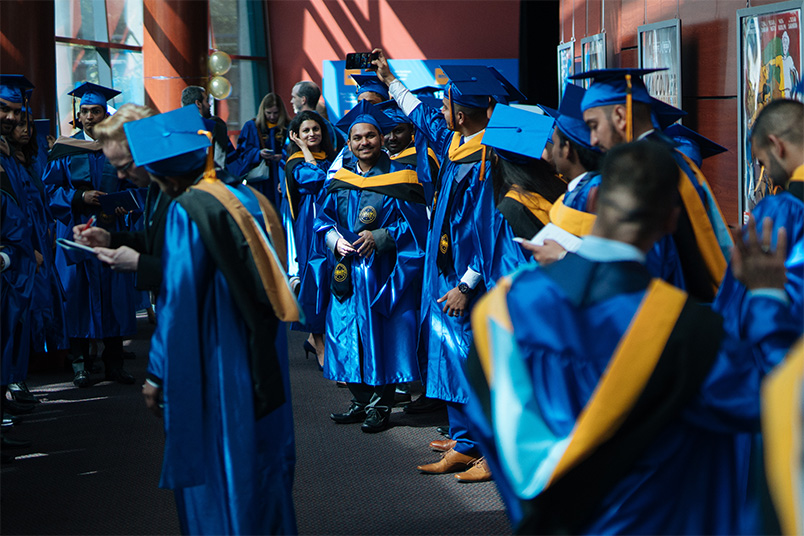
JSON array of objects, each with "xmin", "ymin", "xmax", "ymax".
[
  {"xmin": 181, "ymin": 86, "xmax": 206, "ymax": 107},
  {"xmin": 597, "ymin": 140, "xmax": 679, "ymax": 240},
  {"xmin": 11, "ymin": 114, "xmax": 38, "ymax": 165},
  {"xmin": 751, "ymin": 98, "xmax": 804, "ymax": 150},
  {"xmin": 491, "ymin": 152, "xmax": 567, "ymax": 205},
  {"xmin": 555, "ymin": 128, "xmax": 601, "ymax": 172},
  {"xmin": 287, "ymin": 110, "xmax": 335, "ymax": 161},
  {"xmin": 294, "ymin": 81, "xmax": 321, "ymax": 109},
  {"xmin": 453, "ymin": 102, "xmax": 488, "ymax": 123}
]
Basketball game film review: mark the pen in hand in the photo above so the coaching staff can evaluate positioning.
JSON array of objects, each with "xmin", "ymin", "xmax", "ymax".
[{"xmin": 82, "ymin": 215, "xmax": 97, "ymax": 233}]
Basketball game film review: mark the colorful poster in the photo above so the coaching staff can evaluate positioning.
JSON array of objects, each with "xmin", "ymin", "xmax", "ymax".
[
  {"xmin": 639, "ymin": 20, "xmax": 681, "ymax": 109},
  {"xmin": 557, "ymin": 41, "xmax": 575, "ymax": 102},
  {"xmin": 741, "ymin": 7, "xmax": 802, "ymax": 215},
  {"xmin": 581, "ymin": 34, "xmax": 606, "ymax": 89}
]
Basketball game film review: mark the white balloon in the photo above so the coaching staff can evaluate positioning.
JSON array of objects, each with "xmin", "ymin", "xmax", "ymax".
[
  {"xmin": 209, "ymin": 51, "xmax": 232, "ymax": 76},
  {"xmin": 209, "ymin": 76, "xmax": 232, "ymax": 100}
]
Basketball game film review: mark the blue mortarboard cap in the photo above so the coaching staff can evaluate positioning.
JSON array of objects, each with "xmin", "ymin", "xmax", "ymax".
[
  {"xmin": 335, "ymin": 100, "xmax": 396, "ymax": 135},
  {"xmin": 488, "ymin": 66, "xmax": 526, "ymax": 104},
  {"xmin": 410, "ymin": 85, "xmax": 443, "ymax": 110},
  {"xmin": 483, "ymin": 103, "xmax": 555, "ymax": 161},
  {"xmin": 650, "ymin": 97, "xmax": 686, "ymax": 129},
  {"xmin": 555, "ymin": 83, "xmax": 598, "ymax": 151},
  {"xmin": 570, "ymin": 68, "xmax": 663, "ymax": 112},
  {"xmin": 536, "ymin": 103, "xmax": 559, "ymax": 118},
  {"xmin": 440, "ymin": 65, "xmax": 508, "ymax": 109},
  {"xmin": 665, "ymin": 123, "xmax": 727, "ymax": 167},
  {"xmin": 350, "ymin": 74, "xmax": 389, "ymax": 100},
  {"xmin": 375, "ymin": 100, "xmax": 412, "ymax": 126},
  {"xmin": 0, "ymin": 75, "xmax": 34, "ymax": 104},
  {"xmin": 124, "ymin": 105, "xmax": 211, "ymax": 177},
  {"xmin": 68, "ymin": 82, "xmax": 121, "ymax": 108}
]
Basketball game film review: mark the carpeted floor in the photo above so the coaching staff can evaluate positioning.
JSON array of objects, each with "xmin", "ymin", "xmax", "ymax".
[{"xmin": 1, "ymin": 316, "xmax": 511, "ymax": 535}]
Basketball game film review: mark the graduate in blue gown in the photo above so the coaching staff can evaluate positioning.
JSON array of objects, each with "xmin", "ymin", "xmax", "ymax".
[
  {"xmin": 569, "ymin": 68, "xmax": 733, "ymax": 302},
  {"xmin": 471, "ymin": 141, "xmax": 799, "ymax": 534},
  {"xmin": 284, "ymin": 110, "xmax": 335, "ymax": 360},
  {"xmin": 374, "ymin": 55, "xmax": 512, "ymax": 478},
  {"xmin": 42, "ymin": 82, "xmax": 138, "ymax": 386},
  {"xmin": 232, "ymin": 93, "xmax": 289, "ymax": 208},
  {"xmin": 317, "ymin": 101, "xmax": 427, "ymax": 433},
  {"xmin": 130, "ymin": 106, "xmax": 299, "ymax": 535}
]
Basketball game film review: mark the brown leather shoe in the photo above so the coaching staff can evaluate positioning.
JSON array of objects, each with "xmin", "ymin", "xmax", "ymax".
[
  {"xmin": 429, "ymin": 439, "xmax": 457, "ymax": 452},
  {"xmin": 455, "ymin": 457, "xmax": 492, "ymax": 483},
  {"xmin": 417, "ymin": 448, "xmax": 478, "ymax": 474}
]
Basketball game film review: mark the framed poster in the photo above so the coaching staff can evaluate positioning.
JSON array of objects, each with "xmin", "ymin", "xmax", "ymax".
[
  {"xmin": 557, "ymin": 40, "xmax": 575, "ymax": 102},
  {"xmin": 581, "ymin": 33, "xmax": 607, "ymax": 88},
  {"xmin": 737, "ymin": 0, "xmax": 803, "ymax": 219},
  {"xmin": 638, "ymin": 19, "xmax": 682, "ymax": 109}
]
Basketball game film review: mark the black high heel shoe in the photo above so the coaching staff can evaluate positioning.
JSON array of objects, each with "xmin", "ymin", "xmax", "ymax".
[{"xmin": 303, "ymin": 340, "xmax": 316, "ymax": 360}]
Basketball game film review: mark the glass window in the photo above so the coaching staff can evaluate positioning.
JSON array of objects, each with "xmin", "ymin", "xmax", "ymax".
[
  {"xmin": 55, "ymin": 0, "xmax": 109, "ymax": 42},
  {"xmin": 105, "ymin": 0, "xmax": 143, "ymax": 47},
  {"xmin": 210, "ymin": 0, "xmax": 267, "ymax": 58}
]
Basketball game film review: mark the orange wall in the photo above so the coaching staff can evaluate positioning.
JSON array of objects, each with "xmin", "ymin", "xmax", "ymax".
[{"xmin": 266, "ymin": 0, "xmax": 520, "ymax": 113}]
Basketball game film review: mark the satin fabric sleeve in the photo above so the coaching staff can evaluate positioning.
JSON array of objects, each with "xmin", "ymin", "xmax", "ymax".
[
  {"xmin": 42, "ymin": 157, "xmax": 79, "ymax": 225},
  {"xmin": 370, "ymin": 196, "xmax": 428, "ymax": 318},
  {"xmin": 230, "ymin": 120, "xmax": 261, "ymax": 178},
  {"xmin": 472, "ymin": 181, "xmax": 527, "ymax": 287},
  {"xmin": 148, "ymin": 203, "xmax": 206, "ymax": 488},
  {"xmin": 406, "ymin": 98, "xmax": 452, "ymax": 157},
  {"xmin": 292, "ymin": 161, "xmax": 328, "ymax": 195}
]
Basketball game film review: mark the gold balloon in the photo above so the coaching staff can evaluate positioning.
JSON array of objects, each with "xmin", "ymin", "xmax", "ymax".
[
  {"xmin": 209, "ymin": 51, "xmax": 232, "ymax": 76},
  {"xmin": 209, "ymin": 76, "xmax": 232, "ymax": 100}
]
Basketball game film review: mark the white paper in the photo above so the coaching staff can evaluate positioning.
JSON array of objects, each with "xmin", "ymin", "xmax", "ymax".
[
  {"xmin": 56, "ymin": 238, "xmax": 97, "ymax": 254},
  {"xmin": 529, "ymin": 223, "xmax": 583, "ymax": 252}
]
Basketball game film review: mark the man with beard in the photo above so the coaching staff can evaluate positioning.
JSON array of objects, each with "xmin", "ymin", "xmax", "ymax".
[
  {"xmin": 570, "ymin": 68, "xmax": 732, "ymax": 302},
  {"xmin": 43, "ymin": 82, "xmax": 138, "ymax": 387}
]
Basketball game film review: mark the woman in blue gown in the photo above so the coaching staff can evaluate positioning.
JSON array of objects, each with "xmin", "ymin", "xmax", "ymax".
[{"xmin": 285, "ymin": 111, "xmax": 335, "ymax": 368}]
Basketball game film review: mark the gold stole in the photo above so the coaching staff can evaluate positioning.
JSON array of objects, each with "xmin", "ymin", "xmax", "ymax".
[
  {"xmin": 675, "ymin": 151, "xmax": 728, "ymax": 292},
  {"xmin": 191, "ymin": 177, "xmax": 299, "ymax": 322},
  {"xmin": 332, "ymin": 167, "xmax": 420, "ymax": 189},
  {"xmin": 505, "ymin": 188, "xmax": 552, "ymax": 225},
  {"xmin": 549, "ymin": 194, "xmax": 597, "ymax": 236},
  {"xmin": 447, "ymin": 130, "xmax": 487, "ymax": 180},
  {"xmin": 761, "ymin": 337, "xmax": 804, "ymax": 536},
  {"xmin": 285, "ymin": 151, "xmax": 327, "ymax": 220},
  {"xmin": 789, "ymin": 164, "xmax": 804, "ymax": 186}
]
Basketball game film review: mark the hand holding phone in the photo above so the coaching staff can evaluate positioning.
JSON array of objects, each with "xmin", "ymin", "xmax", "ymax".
[{"xmin": 346, "ymin": 52, "xmax": 379, "ymax": 70}]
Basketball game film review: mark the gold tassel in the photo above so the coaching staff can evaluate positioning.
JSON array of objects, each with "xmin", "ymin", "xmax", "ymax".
[
  {"xmin": 625, "ymin": 74, "xmax": 633, "ymax": 142},
  {"xmin": 196, "ymin": 130, "xmax": 217, "ymax": 182}
]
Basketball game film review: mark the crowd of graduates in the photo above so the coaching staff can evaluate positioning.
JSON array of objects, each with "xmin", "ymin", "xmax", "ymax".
[{"xmin": 1, "ymin": 41, "xmax": 802, "ymax": 534}]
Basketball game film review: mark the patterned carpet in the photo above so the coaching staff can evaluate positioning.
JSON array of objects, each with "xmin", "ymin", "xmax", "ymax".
[{"xmin": 1, "ymin": 316, "xmax": 511, "ymax": 535}]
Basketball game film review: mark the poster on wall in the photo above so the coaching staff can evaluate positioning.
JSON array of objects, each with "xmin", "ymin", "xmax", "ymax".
[
  {"xmin": 738, "ymin": 0, "xmax": 803, "ymax": 218},
  {"xmin": 581, "ymin": 33, "xmax": 607, "ymax": 89},
  {"xmin": 557, "ymin": 40, "xmax": 575, "ymax": 102},
  {"xmin": 638, "ymin": 19, "xmax": 682, "ymax": 109}
]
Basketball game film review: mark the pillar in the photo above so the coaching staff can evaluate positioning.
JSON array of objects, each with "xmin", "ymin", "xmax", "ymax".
[{"xmin": 143, "ymin": 0, "xmax": 208, "ymax": 113}]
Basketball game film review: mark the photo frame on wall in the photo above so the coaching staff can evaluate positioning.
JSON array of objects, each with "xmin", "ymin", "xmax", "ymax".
[
  {"xmin": 580, "ymin": 33, "xmax": 607, "ymax": 88},
  {"xmin": 638, "ymin": 19, "xmax": 682, "ymax": 110},
  {"xmin": 737, "ymin": 0, "xmax": 803, "ymax": 219},
  {"xmin": 557, "ymin": 40, "xmax": 575, "ymax": 102}
]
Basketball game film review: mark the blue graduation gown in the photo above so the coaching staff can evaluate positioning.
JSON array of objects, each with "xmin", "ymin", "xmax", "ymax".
[
  {"xmin": 408, "ymin": 102, "xmax": 492, "ymax": 403},
  {"xmin": 315, "ymin": 155, "xmax": 427, "ymax": 385},
  {"xmin": 232, "ymin": 119, "xmax": 286, "ymax": 208},
  {"xmin": 1, "ymin": 181, "xmax": 36, "ymax": 384},
  {"xmin": 286, "ymin": 156, "xmax": 331, "ymax": 333},
  {"xmin": 0, "ymin": 151, "xmax": 68, "ymax": 352},
  {"xmin": 148, "ymin": 183, "xmax": 296, "ymax": 536},
  {"xmin": 483, "ymin": 259, "xmax": 796, "ymax": 534},
  {"xmin": 42, "ymin": 133, "xmax": 138, "ymax": 339}
]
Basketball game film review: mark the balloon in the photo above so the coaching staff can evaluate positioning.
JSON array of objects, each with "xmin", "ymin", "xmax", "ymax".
[
  {"xmin": 209, "ymin": 76, "xmax": 232, "ymax": 100},
  {"xmin": 209, "ymin": 51, "xmax": 232, "ymax": 76}
]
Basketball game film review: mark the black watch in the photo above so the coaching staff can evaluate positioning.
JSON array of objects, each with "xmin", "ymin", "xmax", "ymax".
[{"xmin": 458, "ymin": 282, "xmax": 471, "ymax": 295}]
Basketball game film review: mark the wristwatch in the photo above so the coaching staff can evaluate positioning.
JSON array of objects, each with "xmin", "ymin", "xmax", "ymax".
[{"xmin": 457, "ymin": 282, "xmax": 471, "ymax": 295}]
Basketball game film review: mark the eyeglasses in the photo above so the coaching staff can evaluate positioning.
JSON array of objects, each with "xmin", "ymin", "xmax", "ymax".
[{"xmin": 114, "ymin": 160, "xmax": 134, "ymax": 173}]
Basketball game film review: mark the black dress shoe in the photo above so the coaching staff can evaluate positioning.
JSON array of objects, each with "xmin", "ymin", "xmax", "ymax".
[
  {"xmin": 105, "ymin": 369, "xmax": 136, "ymax": 385},
  {"xmin": 9, "ymin": 382, "xmax": 40, "ymax": 404},
  {"xmin": 437, "ymin": 426, "xmax": 451, "ymax": 437},
  {"xmin": 74, "ymin": 370, "xmax": 91, "ymax": 388},
  {"xmin": 361, "ymin": 407, "xmax": 390, "ymax": 433},
  {"xmin": 1, "ymin": 435, "xmax": 32, "ymax": 449},
  {"xmin": 2, "ymin": 412, "xmax": 19, "ymax": 427},
  {"xmin": 330, "ymin": 403, "xmax": 366, "ymax": 424},
  {"xmin": 403, "ymin": 394, "xmax": 446, "ymax": 414},
  {"xmin": 123, "ymin": 350, "xmax": 136, "ymax": 360},
  {"xmin": 3, "ymin": 398, "xmax": 35, "ymax": 415}
]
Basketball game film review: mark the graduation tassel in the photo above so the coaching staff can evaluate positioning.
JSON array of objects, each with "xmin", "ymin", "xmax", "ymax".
[
  {"xmin": 479, "ymin": 145, "xmax": 487, "ymax": 182},
  {"xmin": 72, "ymin": 96, "xmax": 78, "ymax": 129},
  {"xmin": 625, "ymin": 74, "xmax": 633, "ymax": 142},
  {"xmin": 447, "ymin": 85, "xmax": 455, "ymax": 131},
  {"xmin": 197, "ymin": 130, "xmax": 218, "ymax": 182}
]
